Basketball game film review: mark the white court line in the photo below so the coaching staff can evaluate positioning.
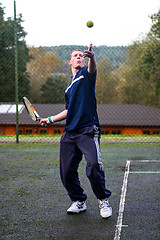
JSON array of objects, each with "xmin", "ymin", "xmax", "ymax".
[
  {"xmin": 114, "ymin": 160, "xmax": 130, "ymax": 240},
  {"xmin": 130, "ymin": 160, "xmax": 160, "ymax": 174},
  {"xmin": 115, "ymin": 225, "xmax": 128, "ymax": 228},
  {"xmin": 131, "ymin": 160, "xmax": 160, "ymax": 162},
  {"xmin": 130, "ymin": 171, "xmax": 160, "ymax": 174},
  {"xmin": 114, "ymin": 159, "xmax": 160, "ymax": 240}
]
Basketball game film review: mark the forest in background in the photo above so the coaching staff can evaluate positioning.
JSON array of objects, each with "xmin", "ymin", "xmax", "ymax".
[
  {"xmin": 44, "ymin": 45, "xmax": 128, "ymax": 69},
  {"xmin": 0, "ymin": 2, "xmax": 160, "ymax": 107}
]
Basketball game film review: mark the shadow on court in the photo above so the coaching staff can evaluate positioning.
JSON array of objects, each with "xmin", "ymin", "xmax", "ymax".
[{"xmin": 0, "ymin": 143, "xmax": 160, "ymax": 240}]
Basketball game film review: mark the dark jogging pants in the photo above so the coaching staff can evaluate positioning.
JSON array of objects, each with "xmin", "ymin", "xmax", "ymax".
[{"xmin": 60, "ymin": 125, "xmax": 111, "ymax": 202}]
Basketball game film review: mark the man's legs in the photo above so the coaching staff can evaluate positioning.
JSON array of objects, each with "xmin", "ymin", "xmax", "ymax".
[
  {"xmin": 76, "ymin": 126, "xmax": 111, "ymax": 200},
  {"xmin": 76, "ymin": 126, "xmax": 112, "ymax": 218},
  {"xmin": 60, "ymin": 132, "xmax": 87, "ymax": 202},
  {"xmin": 60, "ymin": 127, "xmax": 112, "ymax": 217}
]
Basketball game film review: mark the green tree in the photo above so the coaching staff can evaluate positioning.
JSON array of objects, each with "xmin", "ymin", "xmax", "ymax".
[
  {"xmin": 137, "ymin": 8, "xmax": 160, "ymax": 107},
  {"xmin": 113, "ymin": 40, "xmax": 158, "ymax": 106},
  {"xmin": 0, "ymin": 3, "xmax": 30, "ymax": 102},
  {"xmin": 40, "ymin": 73, "xmax": 68, "ymax": 103},
  {"xmin": 114, "ymin": 9, "xmax": 160, "ymax": 107},
  {"xmin": 138, "ymin": 37, "xmax": 160, "ymax": 106},
  {"xmin": 150, "ymin": 10, "xmax": 160, "ymax": 39},
  {"xmin": 27, "ymin": 47, "xmax": 63, "ymax": 103},
  {"xmin": 96, "ymin": 59, "xmax": 118, "ymax": 104}
]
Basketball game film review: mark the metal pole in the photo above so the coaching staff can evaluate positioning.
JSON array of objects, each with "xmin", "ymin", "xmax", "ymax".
[{"xmin": 14, "ymin": 0, "xmax": 19, "ymax": 143}]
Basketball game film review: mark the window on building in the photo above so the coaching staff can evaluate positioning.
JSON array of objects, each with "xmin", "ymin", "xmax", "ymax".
[
  {"xmin": 153, "ymin": 130, "xmax": 159, "ymax": 135},
  {"xmin": 26, "ymin": 129, "xmax": 32, "ymax": 134},
  {"xmin": 112, "ymin": 130, "xmax": 121, "ymax": 135},
  {"xmin": 54, "ymin": 129, "xmax": 61, "ymax": 134},
  {"xmin": 19, "ymin": 129, "xmax": 22, "ymax": 135},
  {"xmin": 0, "ymin": 104, "xmax": 24, "ymax": 113},
  {"xmin": 40, "ymin": 129, "xmax": 47, "ymax": 134},
  {"xmin": 143, "ymin": 130, "xmax": 150, "ymax": 135}
]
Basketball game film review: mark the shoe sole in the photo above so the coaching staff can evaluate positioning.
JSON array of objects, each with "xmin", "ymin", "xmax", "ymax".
[
  {"xmin": 101, "ymin": 214, "xmax": 112, "ymax": 219},
  {"xmin": 67, "ymin": 209, "xmax": 86, "ymax": 214}
]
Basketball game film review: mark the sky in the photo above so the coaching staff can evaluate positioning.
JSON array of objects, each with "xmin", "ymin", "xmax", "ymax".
[{"xmin": 1, "ymin": 0, "xmax": 160, "ymax": 47}]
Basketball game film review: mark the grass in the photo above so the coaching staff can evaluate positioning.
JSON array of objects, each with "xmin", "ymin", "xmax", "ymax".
[{"xmin": 0, "ymin": 134, "xmax": 160, "ymax": 145}]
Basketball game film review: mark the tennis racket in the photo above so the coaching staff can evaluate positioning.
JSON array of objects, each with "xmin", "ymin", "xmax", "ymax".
[{"xmin": 23, "ymin": 97, "xmax": 47, "ymax": 127}]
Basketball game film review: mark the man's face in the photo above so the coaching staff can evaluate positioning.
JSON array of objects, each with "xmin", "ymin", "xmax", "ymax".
[{"xmin": 68, "ymin": 50, "xmax": 86, "ymax": 70}]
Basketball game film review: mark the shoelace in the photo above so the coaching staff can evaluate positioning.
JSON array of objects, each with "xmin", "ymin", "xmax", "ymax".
[
  {"xmin": 77, "ymin": 201, "xmax": 85, "ymax": 209},
  {"xmin": 72, "ymin": 201, "xmax": 84, "ymax": 209},
  {"xmin": 99, "ymin": 200, "xmax": 110, "ymax": 209}
]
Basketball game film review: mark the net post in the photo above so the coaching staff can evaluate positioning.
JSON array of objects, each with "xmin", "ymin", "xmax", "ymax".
[{"xmin": 14, "ymin": 0, "xmax": 19, "ymax": 143}]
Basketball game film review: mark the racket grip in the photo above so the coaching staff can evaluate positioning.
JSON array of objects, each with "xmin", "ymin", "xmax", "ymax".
[
  {"xmin": 38, "ymin": 118, "xmax": 48, "ymax": 127},
  {"xmin": 43, "ymin": 122, "xmax": 48, "ymax": 127}
]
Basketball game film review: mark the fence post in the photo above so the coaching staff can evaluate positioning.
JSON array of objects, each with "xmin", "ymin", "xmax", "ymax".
[{"xmin": 14, "ymin": 0, "xmax": 19, "ymax": 143}]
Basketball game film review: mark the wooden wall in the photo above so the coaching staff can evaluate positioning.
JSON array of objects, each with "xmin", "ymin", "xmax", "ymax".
[{"xmin": 0, "ymin": 124, "xmax": 160, "ymax": 135}]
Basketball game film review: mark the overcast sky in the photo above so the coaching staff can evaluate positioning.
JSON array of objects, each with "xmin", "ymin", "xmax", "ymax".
[{"xmin": 1, "ymin": 0, "xmax": 160, "ymax": 47}]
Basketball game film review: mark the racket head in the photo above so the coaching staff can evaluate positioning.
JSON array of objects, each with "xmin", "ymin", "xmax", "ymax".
[{"xmin": 23, "ymin": 97, "xmax": 40, "ymax": 121}]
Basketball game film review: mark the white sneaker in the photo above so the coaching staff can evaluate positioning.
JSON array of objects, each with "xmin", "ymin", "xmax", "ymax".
[
  {"xmin": 67, "ymin": 201, "xmax": 86, "ymax": 213},
  {"xmin": 99, "ymin": 198, "xmax": 112, "ymax": 218}
]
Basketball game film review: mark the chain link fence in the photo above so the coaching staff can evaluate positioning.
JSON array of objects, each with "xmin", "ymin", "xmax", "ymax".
[{"xmin": 0, "ymin": 2, "xmax": 160, "ymax": 143}]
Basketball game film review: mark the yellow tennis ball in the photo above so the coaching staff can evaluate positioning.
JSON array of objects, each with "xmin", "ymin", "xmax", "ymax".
[{"xmin": 86, "ymin": 21, "xmax": 94, "ymax": 28}]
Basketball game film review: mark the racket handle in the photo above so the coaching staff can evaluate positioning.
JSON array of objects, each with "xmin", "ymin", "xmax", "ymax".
[
  {"xmin": 43, "ymin": 122, "xmax": 48, "ymax": 127},
  {"xmin": 38, "ymin": 118, "xmax": 48, "ymax": 127}
]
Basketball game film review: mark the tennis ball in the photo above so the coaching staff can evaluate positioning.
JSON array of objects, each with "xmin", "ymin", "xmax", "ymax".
[{"xmin": 86, "ymin": 21, "xmax": 94, "ymax": 28}]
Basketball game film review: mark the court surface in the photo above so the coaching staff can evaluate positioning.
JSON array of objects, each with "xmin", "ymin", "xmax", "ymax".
[{"xmin": 0, "ymin": 143, "xmax": 160, "ymax": 240}]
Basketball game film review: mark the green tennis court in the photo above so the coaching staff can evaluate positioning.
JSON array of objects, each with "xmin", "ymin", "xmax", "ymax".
[{"xmin": 0, "ymin": 143, "xmax": 160, "ymax": 240}]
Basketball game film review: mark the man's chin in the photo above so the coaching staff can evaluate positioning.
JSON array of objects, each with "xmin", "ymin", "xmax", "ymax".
[{"xmin": 75, "ymin": 65, "xmax": 82, "ymax": 70}]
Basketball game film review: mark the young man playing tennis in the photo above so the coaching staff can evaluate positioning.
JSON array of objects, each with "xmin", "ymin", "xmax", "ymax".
[{"xmin": 40, "ymin": 44, "xmax": 112, "ymax": 218}]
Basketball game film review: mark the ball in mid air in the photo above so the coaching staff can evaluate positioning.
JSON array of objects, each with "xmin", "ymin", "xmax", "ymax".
[{"xmin": 86, "ymin": 21, "xmax": 94, "ymax": 28}]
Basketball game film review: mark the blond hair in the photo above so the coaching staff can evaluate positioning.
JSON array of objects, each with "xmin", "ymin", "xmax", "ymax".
[{"xmin": 70, "ymin": 49, "xmax": 83, "ymax": 59}]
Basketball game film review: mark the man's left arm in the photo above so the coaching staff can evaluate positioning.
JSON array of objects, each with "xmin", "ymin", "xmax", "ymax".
[{"xmin": 83, "ymin": 44, "xmax": 97, "ymax": 74}]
